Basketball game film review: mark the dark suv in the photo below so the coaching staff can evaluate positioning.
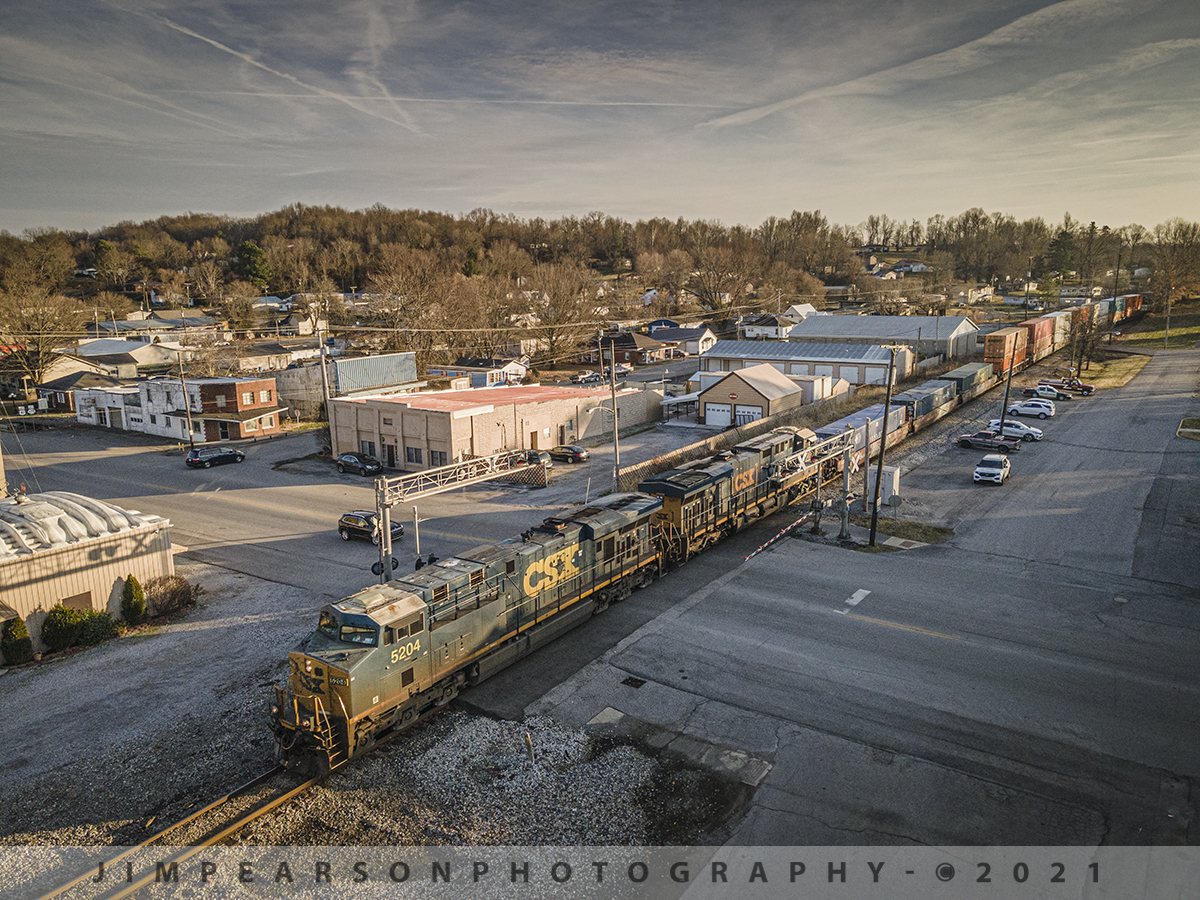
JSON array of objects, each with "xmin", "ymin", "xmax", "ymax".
[
  {"xmin": 336, "ymin": 452, "xmax": 383, "ymax": 475},
  {"xmin": 338, "ymin": 511, "xmax": 404, "ymax": 544},
  {"xmin": 185, "ymin": 446, "xmax": 245, "ymax": 468}
]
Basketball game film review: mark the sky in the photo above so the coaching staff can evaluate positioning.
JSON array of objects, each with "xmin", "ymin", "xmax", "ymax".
[{"xmin": 2, "ymin": 0, "xmax": 1199, "ymax": 236}]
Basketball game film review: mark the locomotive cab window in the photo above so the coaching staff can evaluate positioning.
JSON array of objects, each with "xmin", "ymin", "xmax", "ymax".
[
  {"xmin": 340, "ymin": 623, "xmax": 377, "ymax": 646},
  {"xmin": 318, "ymin": 610, "xmax": 338, "ymax": 639}
]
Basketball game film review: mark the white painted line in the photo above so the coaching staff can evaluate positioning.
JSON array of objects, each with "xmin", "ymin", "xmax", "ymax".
[{"xmin": 846, "ymin": 589, "xmax": 871, "ymax": 607}]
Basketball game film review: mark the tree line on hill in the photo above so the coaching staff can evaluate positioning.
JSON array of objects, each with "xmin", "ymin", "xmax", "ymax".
[{"xmin": 0, "ymin": 204, "xmax": 1197, "ymax": 380}]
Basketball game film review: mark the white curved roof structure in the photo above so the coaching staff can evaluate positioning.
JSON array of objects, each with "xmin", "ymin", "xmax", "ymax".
[{"xmin": 0, "ymin": 492, "xmax": 168, "ymax": 560}]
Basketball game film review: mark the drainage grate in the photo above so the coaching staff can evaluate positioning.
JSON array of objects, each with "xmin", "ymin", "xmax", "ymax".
[{"xmin": 621, "ymin": 676, "xmax": 646, "ymax": 688}]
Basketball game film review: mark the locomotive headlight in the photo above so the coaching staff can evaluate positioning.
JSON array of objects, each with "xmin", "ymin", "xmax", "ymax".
[
  {"xmin": 299, "ymin": 718, "xmax": 311, "ymax": 731},
  {"xmin": 305, "ymin": 660, "xmax": 313, "ymax": 673},
  {"xmin": 270, "ymin": 705, "xmax": 279, "ymax": 715}
]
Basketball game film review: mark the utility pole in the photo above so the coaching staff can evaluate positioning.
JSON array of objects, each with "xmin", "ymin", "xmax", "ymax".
[
  {"xmin": 868, "ymin": 346, "xmax": 899, "ymax": 547},
  {"xmin": 998, "ymin": 344, "xmax": 1016, "ymax": 434},
  {"xmin": 609, "ymin": 334, "xmax": 621, "ymax": 494},
  {"xmin": 177, "ymin": 350, "xmax": 196, "ymax": 449}
]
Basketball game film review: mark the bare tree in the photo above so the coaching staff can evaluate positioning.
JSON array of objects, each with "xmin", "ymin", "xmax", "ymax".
[
  {"xmin": 524, "ymin": 263, "xmax": 593, "ymax": 368},
  {"xmin": 0, "ymin": 288, "xmax": 87, "ymax": 388},
  {"xmin": 1151, "ymin": 219, "xmax": 1200, "ymax": 321}
]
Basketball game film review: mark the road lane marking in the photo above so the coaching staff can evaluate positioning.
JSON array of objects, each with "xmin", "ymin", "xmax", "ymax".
[
  {"xmin": 835, "ymin": 588, "xmax": 871, "ymax": 614},
  {"xmin": 843, "ymin": 613, "xmax": 961, "ymax": 641}
]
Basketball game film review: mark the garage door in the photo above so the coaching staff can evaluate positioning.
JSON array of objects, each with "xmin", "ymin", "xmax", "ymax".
[
  {"xmin": 839, "ymin": 366, "xmax": 859, "ymax": 383},
  {"xmin": 864, "ymin": 366, "xmax": 889, "ymax": 384},
  {"xmin": 814, "ymin": 365, "xmax": 834, "ymax": 377},
  {"xmin": 734, "ymin": 404, "xmax": 763, "ymax": 426},
  {"xmin": 705, "ymin": 403, "xmax": 732, "ymax": 427}
]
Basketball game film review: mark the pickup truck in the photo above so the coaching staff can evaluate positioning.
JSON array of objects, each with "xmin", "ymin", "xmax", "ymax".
[
  {"xmin": 1023, "ymin": 384, "xmax": 1073, "ymax": 401},
  {"xmin": 957, "ymin": 430, "xmax": 1021, "ymax": 453},
  {"xmin": 1038, "ymin": 377, "xmax": 1094, "ymax": 396}
]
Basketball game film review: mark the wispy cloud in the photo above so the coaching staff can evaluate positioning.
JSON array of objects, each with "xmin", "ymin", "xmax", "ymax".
[{"xmin": 699, "ymin": 0, "xmax": 1162, "ymax": 129}]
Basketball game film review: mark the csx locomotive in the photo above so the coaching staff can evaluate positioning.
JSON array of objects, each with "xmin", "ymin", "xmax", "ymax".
[{"xmin": 270, "ymin": 427, "xmax": 841, "ymax": 773}]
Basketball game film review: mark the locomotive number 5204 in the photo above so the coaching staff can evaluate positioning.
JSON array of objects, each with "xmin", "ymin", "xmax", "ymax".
[{"xmin": 391, "ymin": 640, "xmax": 421, "ymax": 664}]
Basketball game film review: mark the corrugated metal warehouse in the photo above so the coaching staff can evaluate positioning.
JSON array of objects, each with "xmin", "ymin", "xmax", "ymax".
[
  {"xmin": 697, "ymin": 340, "xmax": 915, "ymax": 385},
  {"xmin": 328, "ymin": 384, "xmax": 657, "ymax": 470},
  {"xmin": 785, "ymin": 314, "xmax": 980, "ymax": 360},
  {"xmin": 0, "ymin": 492, "xmax": 174, "ymax": 658}
]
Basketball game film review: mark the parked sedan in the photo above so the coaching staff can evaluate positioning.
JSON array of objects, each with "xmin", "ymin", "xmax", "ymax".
[
  {"xmin": 336, "ymin": 452, "xmax": 383, "ymax": 475},
  {"xmin": 974, "ymin": 454, "xmax": 1011, "ymax": 484},
  {"xmin": 1007, "ymin": 399, "xmax": 1055, "ymax": 419},
  {"xmin": 987, "ymin": 419, "xmax": 1044, "ymax": 441},
  {"xmin": 185, "ymin": 446, "xmax": 245, "ymax": 468},
  {"xmin": 1024, "ymin": 384, "xmax": 1072, "ymax": 401},
  {"xmin": 338, "ymin": 510, "xmax": 404, "ymax": 544},
  {"xmin": 548, "ymin": 445, "xmax": 590, "ymax": 463},
  {"xmin": 957, "ymin": 430, "xmax": 1021, "ymax": 452},
  {"xmin": 517, "ymin": 449, "xmax": 553, "ymax": 467}
]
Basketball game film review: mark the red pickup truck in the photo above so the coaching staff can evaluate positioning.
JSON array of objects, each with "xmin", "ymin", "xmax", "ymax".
[{"xmin": 1039, "ymin": 377, "xmax": 1094, "ymax": 396}]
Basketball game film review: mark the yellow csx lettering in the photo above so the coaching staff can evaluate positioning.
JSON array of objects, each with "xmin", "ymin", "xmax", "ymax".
[
  {"xmin": 733, "ymin": 469, "xmax": 757, "ymax": 493},
  {"xmin": 524, "ymin": 543, "xmax": 581, "ymax": 595}
]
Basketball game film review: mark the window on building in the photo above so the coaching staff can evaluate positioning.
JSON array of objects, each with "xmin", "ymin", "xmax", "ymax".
[
  {"xmin": 405, "ymin": 446, "xmax": 422, "ymax": 464},
  {"xmin": 361, "ymin": 440, "xmax": 377, "ymax": 457},
  {"xmin": 429, "ymin": 450, "xmax": 447, "ymax": 467},
  {"xmin": 149, "ymin": 414, "xmax": 157, "ymax": 425},
  {"xmin": 215, "ymin": 395, "xmax": 226, "ymax": 407},
  {"xmin": 164, "ymin": 416, "xmax": 171, "ymax": 427},
  {"xmin": 259, "ymin": 389, "xmax": 272, "ymax": 402},
  {"xmin": 263, "ymin": 415, "xmax": 274, "ymax": 428},
  {"xmin": 242, "ymin": 392, "xmax": 253, "ymax": 405},
  {"xmin": 245, "ymin": 419, "xmax": 259, "ymax": 432},
  {"xmin": 382, "ymin": 417, "xmax": 393, "ymax": 426}
]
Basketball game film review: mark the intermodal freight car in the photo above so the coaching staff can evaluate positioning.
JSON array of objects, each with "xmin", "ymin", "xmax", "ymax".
[{"xmin": 270, "ymin": 427, "xmax": 837, "ymax": 773}]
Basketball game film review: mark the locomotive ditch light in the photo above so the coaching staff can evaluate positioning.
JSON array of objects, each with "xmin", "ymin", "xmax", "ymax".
[{"xmin": 300, "ymin": 719, "xmax": 311, "ymax": 731}]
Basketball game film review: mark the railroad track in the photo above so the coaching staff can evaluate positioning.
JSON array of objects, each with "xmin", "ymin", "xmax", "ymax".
[{"xmin": 32, "ymin": 767, "xmax": 320, "ymax": 900}]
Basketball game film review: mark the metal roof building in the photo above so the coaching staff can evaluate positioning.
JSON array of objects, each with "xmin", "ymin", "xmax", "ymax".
[
  {"xmin": 697, "ymin": 340, "xmax": 915, "ymax": 385},
  {"xmin": 786, "ymin": 314, "xmax": 979, "ymax": 359},
  {"xmin": 0, "ymin": 492, "xmax": 174, "ymax": 659}
]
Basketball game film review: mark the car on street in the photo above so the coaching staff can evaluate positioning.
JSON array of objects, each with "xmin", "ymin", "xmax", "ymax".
[
  {"xmin": 987, "ymin": 419, "xmax": 1044, "ymax": 441},
  {"xmin": 337, "ymin": 510, "xmax": 404, "ymax": 544},
  {"xmin": 518, "ymin": 449, "xmax": 553, "ymax": 467},
  {"xmin": 548, "ymin": 445, "xmax": 590, "ymax": 463},
  {"xmin": 336, "ymin": 452, "xmax": 383, "ymax": 475},
  {"xmin": 185, "ymin": 446, "xmax": 245, "ymax": 468},
  {"xmin": 957, "ymin": 430, "xmax": 1021, "ymax": 452},
  {"xmin": 570, "ymin": 372, "xmax": 603, "ymax": 385},
  {"xmin": 974, "ymin": 454, "xmax": 1012, "ymax": 484},
  {"xmin": 1024, "ymin": 384, "xmax": 1073, "ymax": 401},
  {"xmin": 1007, "ymin": 399, "xmax": 1055, "ymax": 419}
]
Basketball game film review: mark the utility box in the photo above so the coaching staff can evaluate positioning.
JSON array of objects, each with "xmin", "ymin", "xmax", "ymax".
[{"xmin": 866, "ymin": 466, "xmax": 900, "ymax": 509}]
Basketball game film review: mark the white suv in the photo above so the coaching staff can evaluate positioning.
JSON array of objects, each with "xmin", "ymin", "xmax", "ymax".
[
  {"xmin": 1007, "ymin": 399, "xmax": 1055, "ymax": 419},
  {"xmin": 974, "ymin": 454, "xmax": 1011, "ymax": 484},
  {"xmin": 988, "ymin": 419, "xmax": 1044, "ymax": 441}
]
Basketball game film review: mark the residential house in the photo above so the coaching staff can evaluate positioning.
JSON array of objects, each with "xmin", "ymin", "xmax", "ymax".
[
  {"xmin": 36, "ymin": 372, "xmax": 125, "ymax": 413},
  {"xmin": 739, "ymin": 314, "xmax": 795, "ymax": 340},
  {"xmin": 646, "ymin": 325, "xmax": 717, "ymax": 356},
  {"xmin": 426, "ymin": 358, "xmax": 529, "ymax": 387},
  {"xmin": 583, "ymin": 331, "xmax": 669, "ymax": 366}
]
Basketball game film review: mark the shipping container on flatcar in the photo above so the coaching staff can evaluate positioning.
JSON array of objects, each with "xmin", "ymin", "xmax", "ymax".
[
  {"xmin": 1015, "ymin": 317, "xmax": 1055, "ymax": 363},
  {"xmin": 1044, "ymin": 310, "xmax": 1073, "ymax": 348},
  {"xmin": 984, "ymin": 326, "xmax": 1029, "ymax": 373},
  {"xmin": 942, "ymin": 362, "xmax": 994, "ymax": 395}
]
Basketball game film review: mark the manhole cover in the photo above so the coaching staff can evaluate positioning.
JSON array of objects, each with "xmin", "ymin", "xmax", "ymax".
[{"xmin": 621, "ymin": 676, "xmax": 646, "ymax": 688}]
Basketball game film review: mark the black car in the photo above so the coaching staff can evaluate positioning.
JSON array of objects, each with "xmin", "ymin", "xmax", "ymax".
[
  {"xmin": 336, "ymin": 452, "xmax": 383, "ymax": 475},
  {"xmin": 185, "ymin": 446, "xmax": 245, "ymax": 468},
  {"xmin": 337, "ymin": 511, "xmax": 404, "ymax": 544},
  {"xmin": 548, "ymin": 445, "xmax": 589, "ymax": 463},
  {"xmin": 517, "ymin": 449, "xmax": 553, "ymax": 467}
]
